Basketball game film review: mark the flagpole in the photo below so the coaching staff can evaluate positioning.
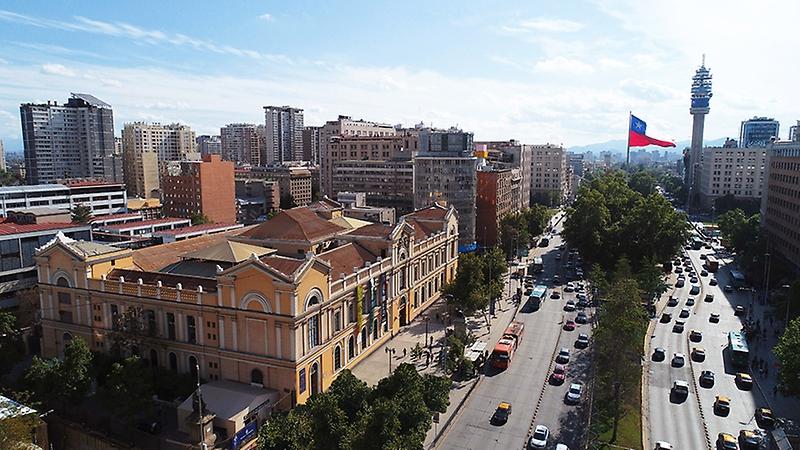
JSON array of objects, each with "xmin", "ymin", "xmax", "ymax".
[{"xmin": 625, "ymin": 111, "xmax": 631, "ymax": 169}]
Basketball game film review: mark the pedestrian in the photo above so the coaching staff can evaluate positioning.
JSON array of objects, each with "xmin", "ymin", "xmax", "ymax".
[
  {"xmin": 403, "ymin": 348, "xmax": 407, "ymax": 358},
  {"xmin": 429, "ymin": 336, "xmax": 434, "ymax": 347}
]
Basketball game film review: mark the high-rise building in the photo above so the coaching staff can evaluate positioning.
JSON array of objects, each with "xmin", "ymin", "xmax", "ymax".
[
  {"xmin": 302, "ymin": 126, "xmax": 320, "ymax": 164},
  {"xmin": 20, "ymin": 93, "xmax": 120, "ymax": 184},
  {"xmin": 530, "ymin": 144, "xmax": 570, "ymax": 206},
  {"xmin": 478, "ymin": 140, "xmax": 532, "ymax": 210},
  {"xmin": 220, "ymin": 124, "xmax": 261, "ymax": 165},
  {"xmin": 0, "ymin": 139, "xmax": 5, "ymax": 171},
  {"xmin": 263, "ymin": 106, "xmax": 304, "ymax": 164},
  {"xmin": 688, "ymin": 58, "xmax": 713, "ymax": 208},
  {"xmin": 319, "ymin": 116, "xmax": 397, "ymax": 196},
  {"xmin": 413, "ymin": 127, "xmax": 477, "ymax": 246},
  {"xmin": 122, "ymin": 122, "xmax": 197, "ymax": 198},
  {"xmin": 196, "ymin": 135, "xmax": 222, "ymax": 156},
  {"xmin": 697, "ymin": 146, "xmax": 766, "ymax": 210},
  {"xmin": 740, "ymin": 117, "xmax": 780, "ymax": 148},
  {"xmin": 476, "ymin": 166, "xmax": 516, "ymax": 248},
  {"xmin": 761, "ymin": 141, "xmax": 800, "ymax": 272},
  {"xmin": 789, "ymin": 121, "xmax": 799, "ymax": 142},
  {"xmin": 162, "ymin": 154, "xmax": 236, "ymax": 224},
  {"xmin": 238, "ymin": 165, "xmax": 313, "ymax": 207}
]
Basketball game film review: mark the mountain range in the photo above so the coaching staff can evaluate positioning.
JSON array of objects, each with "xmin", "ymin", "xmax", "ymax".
[{"xmin": 568, "ymin": 137, "xmax": 728, "ymax": 155}]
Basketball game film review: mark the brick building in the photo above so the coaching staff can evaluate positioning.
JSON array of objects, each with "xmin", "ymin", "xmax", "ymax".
[{"xmin": 162, "ymin": 155, "xmax": 236, "ymax": 224}]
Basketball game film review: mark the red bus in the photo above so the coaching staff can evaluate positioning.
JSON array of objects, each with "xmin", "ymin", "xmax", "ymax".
[{"xmin": 491, "ymin": 321, "xmax": 525, "ymax": 369}]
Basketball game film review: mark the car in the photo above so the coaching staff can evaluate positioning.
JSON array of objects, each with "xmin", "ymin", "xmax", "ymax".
[
  {"xmin": 690, "ymin": 330, "xmax": 703, "ymax": 342},
  {"xmin": 680, "ymin": 308, "xmax": 690, "ymax": 318},
  {"xmin": 564, "ymin": 301, "xmax": 576, "ymax": 311},
  {"xmin": 701, "ymin": 270, "xmax": 709, "ymax": 277},
  {"xmin": 678, "ymin": 273, "xmax": 686, "ymax": 280},
  {"xmin": 667, "ymin": 296, "xmax": 679, "ymax": 307},
  {"xmin": 550, "ymin": 364, "xmax": 566, "ymax": 384},
  {"xmin": 755, "ymin": 407, "xmax": 775, "ymax": 428},
  {"xmin": 576, "ymin": 298, "xmax": 589, "ymax": 308},
  {"xmin": 576, "ymin": 333, "xmax": 589, "ymax": 348},
  {"xmin": 491, "ymin": 402, "xmax": 512, "ymax": 425},
  {"xmin": 565, "ymin": 383, "xmax": 583, "ymax": 404},
  {"xmin": 654, "ymin": 442, "xmax": 673, "ymax": 450},
  {"xmin": 675, "ymin": 279, "xmax": 685, "ymax": 288},
  {"xmin": 690, "ymin": 276, "xmax": 699, "ymax": 283},
  {"xmin": 575, "ymin": 312, "xmax": 588, "ymax": 324},
  {"xmin": 724, "ymin": 284, "xmax": 734, "ymax": 292},
  {"xmin": 710, "ymin": 278, "xmax": 718, "ymax": 286},
  {"xmin": 700, "ymin": 253, "xmax": 708, "ymax": 260},
  {"xmin": 700, "ymin": 370, "xmax": 715, "ymax": 387},
  {"xmin": 660, "ymin": 312, "xmax": 672, "ymax": 323},
  {"xmin": 551, "ymin": 291, "xmax": 562, "ymax": 299},
  {"xmin": 675, "ymin": 266, "xmax": 684, "ymax": 274},
  {"xmin": 738, "ymin": 430, "xmax": 762, "ymax": 450},
  {"xmin": 710, "ymin": 312, "xmax": 720, "ymax": 323},
  {"xmin": 556, "ymin": 348, "xmax": 571, "ymax": 364},
  {"xmin": 686, "ymin": 297, "xmax": 696, "ymax": 306},
  {"xmin": 736, "ymin": 373, "xmax": 754, "ymax": 390},
  {"xmin": 735, "ymin": 305, "xmax": 746, "ymax": 316},
  {"xmin": 528, "ymin": 424, "xmax": 549, "ymax": 449},
  {"xmin": 553, "ymin": 275, "xmax": 560, "ymax": 284},
  {"xmin": 705, "ymin": 293, "xmax": 715, "ymax": 302},
  {"xmin": 563, "ymin": 320, "xmax": 576, "ymax": 331},
  {"xmin": 671, "ymin": 353, "xmax": 686, "ymax": 367},
  {"xmin": 717, "ymin": 432, "xmax": 738, "ymax": 450},
  {"xmin": 564, "ymin": 284, "xmax": 575, "ymax": 293},
  {"xmin": 692, "ymin": 347, "xmax": 706, "ymax": 362},
  {"xmin": 690, "ymin": 285, "xmax": 700, "ymax": 294},
  {"xmin": 714, "ymin": 395, "xmax": 731, "ymax": 416},
  {"xmin": 673, "ymin": 320, "xmax": 685, "ymax": 333},
  {"xmin": 671, "ymin": 380, "xmax": 689, "ymax": 400},
  {"xmin": 652, "ymin": 347, "xmax": 666, "ymax": 361}
]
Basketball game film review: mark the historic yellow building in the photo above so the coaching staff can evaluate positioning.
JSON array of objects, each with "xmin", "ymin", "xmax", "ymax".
[{"xmin": 36, "ymin": 203, "xmax": 459, "ymax": 407}]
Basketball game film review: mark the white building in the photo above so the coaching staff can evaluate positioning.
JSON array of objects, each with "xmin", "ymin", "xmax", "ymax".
[
  {"xmin": 530, "ymin": 144, "xmax": 571, "ymax": 206},
  {"xmin": 0, "ymin": 181, "xmax": 128, "ymax": 217},
  {"xmin": 698, "ymin": 146, "xmax": 766, "ymax": 210}
]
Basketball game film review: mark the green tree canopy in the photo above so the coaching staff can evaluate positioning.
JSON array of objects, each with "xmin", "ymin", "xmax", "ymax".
[
  {"xmin": 24, "ymin": 337, "xmax": 93, "ymax": 408},
  {"xmin": 100, "ymin": 355, "xmax": 154, "ymax": 421},
  {"xmin": 775, "ymin": 316, "xmax": 800, "ymax": 396},
  {"xmin": 628, "ymin": 170, "xmax": 657, "ymax": 196},
  {"xmin": 717, "ymin": 208, "xmax": 760, "ymax": 254},
  {"xmin": 70, "ymin": 204, "xmax": 93, "ymax": 224},
  {"xmin": 190, "ymin": 212, "xmax": 212, "ymax": 225}
]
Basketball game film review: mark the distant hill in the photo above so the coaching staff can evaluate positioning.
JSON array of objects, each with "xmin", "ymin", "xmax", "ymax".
[{"xmin": 569, "ymin": 137, "xmax": 728, "ymax": 155}]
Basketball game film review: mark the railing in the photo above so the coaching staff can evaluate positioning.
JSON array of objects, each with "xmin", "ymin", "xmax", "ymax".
[{"xmin": 93, "ymin": 277, "xmax": 212, "ymax": 305}]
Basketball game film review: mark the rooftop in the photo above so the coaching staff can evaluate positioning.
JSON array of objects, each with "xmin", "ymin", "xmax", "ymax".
[
  {"xmin": 0, "ymin": 220, "xmax": 86, "ymax": 236},
  {"xmin": 241, "ymin": 207, "xmax": 345, "ymax": 242},
  {"xmin": 344, "ymin": 223, "xmax": 394, "ymax": 238},
  {"xmin": 128, "ymin": 198, "xmax": 162, "ymax": 209},
  {"xmin": 259, "ymin": 255, "xmax": 306, "ymax": 278},
  {"xmin": 108, "ymin": 268, "xmax": 217, "ymax": 293},
  {"xmin": 71, "ymin": 92, "xmax": 112, "ymax": 108},
  {"xmin": 153, "ymin": 223, "xmax": 242, "ymax": 236},
  {"xmin": 89, "ymin": 213, "xmax": 143, "ymax": 223},
  {"xmin": 132, "ymin": 228, "xmax": 250, "ymax": 272},
  {"xmin": 318, "ymin": 242, "xmax": 378, "ymax": 278},
  {"xmin": 100, "ymin": 217, "xmax": 190, "ymax": 231},
  {"xmin": 183, "ymin": 240, "xmax": 274, "ymax": 264}
]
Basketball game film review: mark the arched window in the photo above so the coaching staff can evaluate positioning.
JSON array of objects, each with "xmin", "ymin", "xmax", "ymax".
[
  {"xmin": 306, "ymin": 291, "xmax": 322, "ymax": 349},
  {"xmin": 310, "ymin": 362, "xmax": 320, "ymax": 395},
  {"xmin": 372, "ymin": 319, "xmax": 378, "ymax": 340},
  {"xmin": 251, "ymin": 368, "xmax": 264, "ymax": 386},
  {"xmin": 56, "ymin": 276, "xmax": 70, "ymax": 287},
  {"xmin": 189, "ymin": 355, "xmax": 198, "ymax": 379},
  {"xmin": 334, "ymin": 345, "xmax": 342, "ymax": 371},
  {"xmin": 149, "ymin": 349, "xmax": 159, "ymax": 368},
  {"xmin": 169, "ymin": 352, "xmax": 178, "ymax": 372},
  {"xmin": 56, "ymin": 276, "xmax": 71, "ymax": 305},
  {"xmin": 62, "ymin": 332, "xmax": 72, "ymax": 344},
  {"xmin": 348, "ymin": 336, "xmax": 355, "ymax": 359},
  {"xmin": 360, "ymin": 327, "xmax": 367, "ymax": 350}
]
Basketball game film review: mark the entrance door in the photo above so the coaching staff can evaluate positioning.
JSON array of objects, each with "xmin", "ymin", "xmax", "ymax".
[
  {"xmin": 309, "ymin": 362, "xmax": 319, "ymax": 395},
  {"xmin": 399, "ymin": 297, "xmax": 408, "ymax": 327}
]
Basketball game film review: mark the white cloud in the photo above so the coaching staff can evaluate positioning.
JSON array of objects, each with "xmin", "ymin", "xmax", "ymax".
[
  {"xmin": 517, "ymin": 18, "xmax": 584, "ymax": 33},
  {"xmin": 258, "ymin": 13, "xmax": 274, "ymax": 22},
  {"xmin": 598, "ymin": 57, "xmax": 627, "ymax": 69},
  {"xmin": 40, "ymin": 63, "xmax": 76, "ymax": 77},
  {"xmin": 534, "ymin": 57, "xmax": 594, "ymax": 74}
]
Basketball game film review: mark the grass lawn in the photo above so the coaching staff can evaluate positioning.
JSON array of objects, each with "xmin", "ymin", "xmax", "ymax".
[{"xmin": 592, "ymin": 378, "xmax": 643, "ymax": 450}]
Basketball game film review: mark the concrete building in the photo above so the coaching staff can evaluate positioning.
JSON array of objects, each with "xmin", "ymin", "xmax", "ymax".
[
  {"xmin": 740, "ymin": 117, "xmax": 780, "ymax": 148},
  {"xmin": 197, "ymin": 135, "xmax": 222, "ymax": 156},
  {"xmin": 478, "ymin": 140, "xmax": 532, "ymax": 210},
  {"xmin": 263, "ymin": 106, "xmax": 304, "ymax": 164},
  {"xmin": 530, "ymin": 144, "xmax": 570, "ymax": 206},
  {"xmin": 697, "ymin": 146, "xmax": 766, "ymax": 210},
  {"xmin": 334, "ymin": 192, "xmax": 396, "ymax": 225},
  {"xmin": 127, "ymin": 198, "xmax": 163, "ymax": 220},
  {"xmin": 302, "ymin": 126, "xmax": 320, "ymax": 164},
  {"xmin": 476, "ymin": 167, "xmax": 516, "ymax": 248},
  {"xmin": 36, "ymin": 203, "xmax": 459, "ymax": 414},
  {"xmin": 789, "ymin": 121, "xmax": 799, "ymax": 142},
  {"xmin": 122, "ymin": 122, "xmax": 198, "ymax": 199},
  {"xmin": 688, "ymin": 59, "xmax": 713, "ymax": 208},
  {"xmin": 413, "ymin": 127, "xmax": 477, "ymax": 246},
  {"xmin": 239, "ymin": 165, "xmax": 313, "ymax": 208},
  {"xmin": 162, "ymin": 155, "xmax": 236, "ymax": 224},
  {"xmin": 20, "ymin": 93, "xmax": 120, "ymax": 184},
  {"xmin": 319, "ymin": 116, "xmax": 397, "ymax": 197},
  {"xmin": 0, "ymin": 181, "xmax": 127, "ymax": 217},
  {"xmin": 235, "ymin": 178, "xmax": 280, "ymax": 224},
  {"xmin": 220, "ymin": 124, "xmax": 262, "ymax": 166},
  {"xmin": 760, "ymin": 141, "xmax": 800, "ymax": 271}
]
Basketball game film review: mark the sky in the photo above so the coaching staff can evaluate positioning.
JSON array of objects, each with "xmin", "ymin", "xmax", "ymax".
[{"xmin": 0, "ymin": 0, "xmax": 797, "ymax": 153}]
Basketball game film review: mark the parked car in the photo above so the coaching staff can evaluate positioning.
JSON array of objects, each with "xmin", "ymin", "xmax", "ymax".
[
  {"xmin": 701, "ymin": 269, "xmax": 709, "ymax": 277},
  {"xmin": 671, "ymin": 353, "xmax": 686, "ymax": 367},
  {"xmin": 738, "ymin": 430, "xmax": 762, "ymax": 450},
  {"xmin": 550, "ymin": 364, "xmax": 566, "ymax": 385},
  {"xmin": 690, "ymin": 330, "xmax": 703, "ymax": 342},
  {"xmin": 660, "ymin": 312, "xmax": 672, "ymax": 323},
  {"xmin": 576, "ymin": 333, "xmax": 589, "ymax": 348},
  {"xmin": 709, "ymin": 278, "xmax": 718, "ymax": 286},
  {"xmin": 575, "ymin": 312, "xmax": 588, "ymax": 324},
  {"xmin": 675, "ymin": 266, "xmax": 684, "ymax": 274},
  {"xmin": 564, "ymin": 301, "xmax": 576, "ymax": 311},
  {"xmin": 654, "ymin": 442, "xmax": 673, "ymax": 450},
  {"xmin": 667, "ymin": 296, "xmax": 679, "ymax": 307},
  {"xmin": 551, "ymin": 291, "xmax": 562, "ymax": 299},
  {"xmin": 690, "ymin": 276, "xmax": 699, "ymax": 283},
  {"xmin": 686, "ymin": 297, "xmax": 696, "ymax": 306},
  {"xmin": 528, "ymin": 425, "xmax": 550, "ymax": 449},
  {"xmin": 556, "ymin": 348, "xmax": 571, "ymax": 364},
  {"xmin": 717, "ymin": 433, "xmax": 737, "ymax": 450},
  {"xmin": 675, "ymin": 279, "xmax": 685, "ymax": 288},
  {"xmin": 700, "ymin": 370, "xmax": 715, "ymax": 387},
  {"xmin": 735, "ymin": 305, "xmax": 746, "ymax": 316},
  {"xmin": 652, "ymin": 347, "xmax": 666, "ymax": 361},
  {"xmin": 705, "ymin": 293, "xmax": 714, "ymax": 302},
  {"xmin": 491, "ymin": 402, "xmax": 512, "ymax": 425},
  {"xmin": 673, "ymin": 320, "xmax": 685, "ymax": 333},
  {"xmin": 679, "ymin": 308, "xmax": 690, "ymax": 318},
  {"xmin": 671, "ymin": 380, "xmax": 689, "ymax": 400},
  {"xmin": 710, "ymin": 313, "xmax": 720, "ymax": 323},
  {"xmin": 736, "ymin": 373, "xmax": 754, "ymax": 390},
  {"xmin": 565, "ymin": 383, "xmax": 583, "ymax": 404},
  {"xmin": 690, "ymin": 285, "xmax": 700, "ymax": 294},
  {"xmin": 692, "ymin": 347, "xmax": 706, "ymax": 362},
  {"xmin": 755, "ymin": 407, "xmax": 775, "ymax": 428},
  {"xmin": 563, "ymin": 320, "xmax": 576, "ymax": 331}
]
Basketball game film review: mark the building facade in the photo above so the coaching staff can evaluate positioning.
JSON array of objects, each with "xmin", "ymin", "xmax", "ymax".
[
  {"xmin": 302, "ymin": 126, "xmax": 320, "ymax": 165},
  {"xmin": 761, "ymin": 141, "xmax": 800, "ymax": 272},
  {"xmin": 332, "ymin": 160, "xmax": 414, "ymax": 215},
  {"xmin": 530, "ymin": 144, "xmax": 570, "ymax": 206},
  {"xmin": 196, "ymin": 135, "xmax": 222, "ymax": 156},
  {"xmin": 162, "ymin": 155, "xmax": 236, "ymax": 224},
  {"xmin": 36, "ymin": 203, "xmax": 459, "ymax": 410},
  {"xmin": 479, "ymin": 140, "xmax": 532, "ymax": 210},
  {"xmin": 697, "ymin": 146, "xmax": 767, "ymax": 210},
  {"xmin": 20, "ymin": 93, "xmax": 120, "ymax": 184},
  {"xmin": 220, "ymin": 124, "xmax": 262, "ymax": 166},
  {"xmin": 740, "ymin": 117, "xmax": 780, "ymax": 148},
  {"xmin": 122, "ymin": 122, "xmax": 198, "ymax": 199},
  {"xmin": 0, "ymin": 182, "xmax": 127, "ymax": 217},
  {"xmin": 475, "ymin": 168, "xmax": 515, "ymax": 248},
  {"xmin": 240, "ymin": 165, "xmax": 313, "ymax": 208},
  {"xmin": 263, "ymin": 106, "xmax": 304, "ymax": 164}
]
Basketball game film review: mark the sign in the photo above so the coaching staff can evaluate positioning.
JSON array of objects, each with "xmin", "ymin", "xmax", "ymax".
[
  {"xmin": 232, "ymin": 421, "xmax": 258, "ymax": 449},
  {"xmin": 458, "ymin": 242, "xmax": 478, "ymax": 253},
  {"xmin": 433, "ymin": 412, "xmax": 440, "ymax": 424}
]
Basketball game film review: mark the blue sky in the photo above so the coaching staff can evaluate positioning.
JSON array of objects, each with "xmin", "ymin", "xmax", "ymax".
[{"xmin": 0, "ymin": 0, "xmax": 797, "ymax": 153}]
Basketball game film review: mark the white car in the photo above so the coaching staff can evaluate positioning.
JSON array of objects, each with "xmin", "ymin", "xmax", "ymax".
[
  {"xmin": 654, "ymin": 442, "xmax": 673, "ymax": 450},
  {"xmin": 529, "ymin": 425, "xmax": 549, "ymax": 449},
  {"xmin": 566, "ymin": 383, "xmax": 583, "ymax": 404}
]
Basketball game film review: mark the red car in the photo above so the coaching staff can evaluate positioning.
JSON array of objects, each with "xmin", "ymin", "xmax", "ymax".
[
  {"xmin": 563, "ymin": 320, "xmax": 576, "ymax": 331},
  {"xmin": 549, "ymin": 364, "xmax": 566, "ymax": 384}
]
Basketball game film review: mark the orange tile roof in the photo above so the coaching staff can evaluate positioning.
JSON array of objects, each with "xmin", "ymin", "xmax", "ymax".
[
  {"xmin": 345, "ymin": 223, "xmax": 393, "ymax": 238},
  {"xmin": 318, "ymin": 243, "xmax": 378, "ymax": 278},
  {"xmin": 406, "ymin": 203, "xmax": 449, "ymax": 221},
  {"xmin": 260, "ymin": 255, "xmax": 306, "ymax": 277},
  {"xmin": 132, "ymin": 227, "xmax": 252, "ymax": 272},
  {"xmin": 108, "ymin": 268, "xmax": 217, "ymax": 292},
  {"xmin": 241, "ymin": 207, "xmax": 345, "ymax": 242},
  {"xmin": 0, "ymin": 220, "xmax": 85, "ymax": 236}
]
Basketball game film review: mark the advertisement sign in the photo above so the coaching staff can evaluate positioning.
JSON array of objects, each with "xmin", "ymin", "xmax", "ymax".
[{"xmin": 232, "ymin": 421, "xmax": 258, "ymax": 449}]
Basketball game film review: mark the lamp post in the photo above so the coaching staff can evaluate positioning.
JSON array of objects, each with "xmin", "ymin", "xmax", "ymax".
[
  {"xmin": 385, "ymin": 347, "xmax": 396, "ymax": 374},
  {"xmin": 783, "ymin": 284, "xmax": 792, "ymax": 328},
  {"xmin": 424, "ymin": 315, "xmax": 430, "ymax": 350},
  {"xmin": 196, "ymin": 363, "xmax": 207, "ymax": 450}
]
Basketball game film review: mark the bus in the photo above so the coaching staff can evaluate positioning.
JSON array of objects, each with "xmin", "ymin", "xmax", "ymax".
[
  {"xmin": 528, "ymin": 285, "xmax": 548, "ymax": 311},
  {"xmin": 691, "ymin": 237, "xmax": 704, "ymax": 250},
  {"xmin": 728, "ymin": 331, "xmax": 749, "ymax": 368},
  {"xmin": 729, "ymin": 269, "xmax": 746, "ymax": 288},
  {"xmin": 490, "ymin": 321, "xmax": 525, "ymax": 369},
  {"xmin": 530, "ymin": 257, "xmax": 544, "ymax": 274},
  {"xmin": 705, "ymin": 256, "xmax": 719, "ymax": 272}
]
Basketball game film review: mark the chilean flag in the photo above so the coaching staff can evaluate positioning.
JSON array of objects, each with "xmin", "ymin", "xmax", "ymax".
[{"xmin": 629, "ymin": 114, "xmax": 676, "ymax": 148}]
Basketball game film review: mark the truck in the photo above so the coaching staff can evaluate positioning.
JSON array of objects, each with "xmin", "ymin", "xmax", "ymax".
[
  {"xmin": 490, "ymin": 321, "xmax": 525, "ymax": 369},
  {"xmin": 530, "ymin": 256, "xmax": 544, "ymax": 274},
  {"xmin": 705, "ymin": 256, "xmax": 719, "ymax": 272}
]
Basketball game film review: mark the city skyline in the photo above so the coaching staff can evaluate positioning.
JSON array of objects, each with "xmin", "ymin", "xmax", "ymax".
[{"xmin": 0, "ymin": 0, "xmax": 798, "ymax": 153}]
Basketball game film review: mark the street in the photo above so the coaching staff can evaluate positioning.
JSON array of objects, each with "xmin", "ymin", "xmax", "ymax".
[{"xmin": 439, "ymin": 216, "xmax": 595, "ymax": 450}]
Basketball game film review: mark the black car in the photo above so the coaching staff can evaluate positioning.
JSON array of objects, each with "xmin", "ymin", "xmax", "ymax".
[
  {"xmin": 652, "ymin": 347, "xmax": 666, "ymax": 361},
  {"xmin": 699, "ymin": 370, "xmax": 715, "ymax": 388},
  {"xmin": 660, "ymin": 312, "xmax": 672, "ymax": 323},
  {"xmin": 667, "ymin": 297, "xmax": 678, "ymax": 307},
  {"xmin": 673, "ymin": 320, "xmax": 685, "ymax": 333},
  {"xmin": 575, "ymin": 312, "xmax": 588, "ymax": 324}
]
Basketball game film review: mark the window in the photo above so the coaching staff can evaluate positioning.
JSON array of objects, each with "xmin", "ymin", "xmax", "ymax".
[
  {"xmin": 308, "ymin": 316, "xmax": 319, "ymax": 348},
  {"xmin": 58, "ymin": 292, "xmax": 71, "ymax": 305},
  {"xmin": 348, "ymin": 336, "xmax": 355, "ymax": 359},
  {"xmin": 59, "ymin": 310, "xmax": 73, "ymax": 324},
  {"xmin": 299, "ymin": 368, "xmax": 307, "ymax": 393},
  {"xmin": 186, "ymin": 316, "xmax": 196, "ymax": 344},
  {"xmin": 251, "ymin": 369, "xmax": 264, "ymax": 386},
  {"xmin": 149, "ymin": 349, "xmax": 158, "ymax": 368},
  {"xmin": 189, "ymin": 356, "xmax": 198, "ymax": 379},
  {"xmin": 167, "ymin": 313, "xmax": 176, "ymax": 340},
  {"xmin": 169, "ymin": 352, "xmax": 178, "ymax": 372},
  {"xmin": 146, "ymin": 310, "xmax": 156, "ymax": 335},
  {"xmin": 110, "ymin": 305, "xmax": 119, "ymax": 330},
  {"xmin": 334, "ymin": 310, "xmax": 342, "ymax": 332},
  {"xmin": 334, "ymin": 346, "xmax": 342, "ymax": 371}
]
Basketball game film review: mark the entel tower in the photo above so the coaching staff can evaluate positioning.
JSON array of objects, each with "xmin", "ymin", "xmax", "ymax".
[{"xmin": 688, "ymin": 56, "xmax": 713, "ymax": 208}]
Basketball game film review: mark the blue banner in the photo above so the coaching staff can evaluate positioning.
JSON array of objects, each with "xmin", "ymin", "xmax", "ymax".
[
  {"xmin": 232, "ymin": 421, "xmax": 258, "ymax": 449},
  {"xmin": 458, "ymin": 242, "xmax": 477, "ymax": 253}
]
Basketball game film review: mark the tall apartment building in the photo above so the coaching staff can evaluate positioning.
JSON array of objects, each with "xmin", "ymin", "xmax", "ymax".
[
  {"xmin": 740, "ymin": 117, "xmax": 780, "ymax": 148},
  {"xmin": 36, "ymin": 203, "xmax": 459, "ymax": 412},
  {"xmin": 240, "ymin": 165, "xmax": 313, "ymax": 207},
  {"xmin": 196, "ymin": 135, "xmax": 222, "ymax": 156},
  {"xmin": 530, "ymin": 144, "xmax": 570, "ymax": 206},
  {"xmin": 122, "ymin": 122, "xmax": 197, "ymax": 199},
  {"xmin": 476, "ymin": 167, "xmax": 516, "ymax": 248},
  {"xmin": 263, "ymin": 106, "xmax": 304, "ymax": 164},
  {"xmin": 478, "ymin": 140, "xmax": 532, "ymax": 210},
  {"xmin": 319, "ymin": 116, "xmax": 397, "ymax": 196},
  {"xmin": 761, "ymin": 141, "xmax": 800, "ymax": 272},
  {"xmin": 162, "ymin": 155, "xmax": 236, "ymax": 224},
  {"xmin": 789, "ymin": 120, "xmax": 799, "ymax": 142},
  {"xmin": 302, "ymin": 126, "xmax": 320, "ymax": 164},
  {"xmin": 220, "ymin": 124, "xmax": 263, "ymax": 165},
  {"xmin": 20, "ymin": 93, "xmax": 120, "ymax": 184},
  {"xmin": 697, "ymin": 146, "xmax": 766, "ymax": 210},
  {"xmin": 413, "ymin": 127, "xmax": 477, "ymax": 246}
]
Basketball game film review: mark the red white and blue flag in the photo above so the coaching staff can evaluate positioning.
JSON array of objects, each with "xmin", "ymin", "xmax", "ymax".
[{"xmin": 629, "ymin": 114, "xmax": 675, "ymax": 148}]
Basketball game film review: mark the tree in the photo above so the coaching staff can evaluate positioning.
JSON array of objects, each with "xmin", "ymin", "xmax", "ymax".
[
  {"xmin": 0, "ymin": 412, "xmax": 39, "ymax": 449},
  {"xmin": 107, "ymin": 306, "xmax": 148, "ymax": 358},
  {"xmin": 524, "ymin": 204, "xmax": 553, "ymax": 238},
  {"xmin": 498, "ymin": 212, "xmax": 529, "ymax": 259},
  {"xmin": 24, "ymin": 337, "xmax": 92, "ymax": 408},
  {"xmin": 775, "ymin": 316, "xmax": 800, "ymax": 396},
  {"xmin": 258, "ymin": 407, "xmax": 314, "ymax": 450},
  {"xmin": 70, "ymin": 204, "xmax": 93, "ymax": 223},
  {"xmin": 0, "ymin": 169, "xmax": 22, "ymax": 187},
  {"xmin": 717, "ymin": 209, "xmax": 760, "ymax": 254},
  {"xmin": 443, "ymin": 253, "xmax": 487, "ymax": 315},
  {"xmin": 100, "ymin": 356, "xmax": 154, "ymax": 421},
  {"xmin": 280, "ymin": 193, "xmax": 297, "ymax": 210},
  {"xmin": 190, "ymin": 212, "xmax": 211, "ymax": 225},
  {"xmin": 714, "ymin": 193, "xmax": 761, "ymax": 216},
  {"xmin": 0, "ymin": 312, "xmax": 24, "ymax": 376},
  {"xmin": 482, "ymin": 248, "xmax": 507, "ymax": 302},
  {"xmin": 628, "ymin": 170, "xmax": 657, "ymax": 196}
]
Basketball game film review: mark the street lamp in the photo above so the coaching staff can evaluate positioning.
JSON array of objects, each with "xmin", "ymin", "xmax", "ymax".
[
  {"xmin": 385, "ymin": 347, "xmax": 396, "ymax": 374},
  {"xmin": 424, "ymin": 315, "xmax": 430, "ymax": 349}
]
